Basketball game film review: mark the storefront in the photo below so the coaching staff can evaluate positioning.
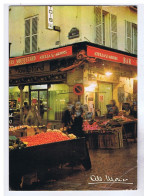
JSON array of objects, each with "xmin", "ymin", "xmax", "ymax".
[{"xmin": 9, "ymin": 42, "xmax": 137, "ymax": 125}]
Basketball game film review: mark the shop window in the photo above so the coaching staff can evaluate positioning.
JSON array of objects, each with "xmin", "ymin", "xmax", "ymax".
[
  {"xmin": 9, "ymin": 86, "xmax": 20, "ymax": 109},
  {"xmin": 48, "ymin": 84, "xmax": 69, "ymax": 121},
  {"xmin": 9, "ymin": 86, "xmax": 29, "ymax": 109},
  {"xmin": 125, "ymin": 21, "xmax": 137, "ymax": 54},
  {"xmin": 25, "ymin": 16, "xmax": 38, "ymax": 54}
]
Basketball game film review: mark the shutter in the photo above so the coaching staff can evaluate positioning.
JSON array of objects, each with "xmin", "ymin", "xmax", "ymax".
[
  {"xmin": 133, "ymin": 24, "xmax": 137, "ymax": 54},
  {"xmin": 32, "ymin": 17, "xmax": 38, "ymax": 35},
  {"xmin": 110, "ymin": 14, "xmax": 117, "ymax": 49},
  {"xmin": 95, "ymin": 6, "xmax": 102, "ymax": 44},
  {"xmin": 125, "ymin": 21, "xmax": 132, "ymax": 53},
  {"xmin": 25, "ymin": 19, "xmax": 30, "ymax": 36},
  {"xmin": 25, "ymin": 19, "xmax": 30, "ymax": 53},
  {"xmin": 32, "ymin": 35, "xmax": 37, "ymax": 52},
  {"xmin": 25, "ymin": 37, "xmax": 30, "ymax": 53},
  {"xmin": 32, "ymin": 17, "xmax": 38, "ymax": 52}
]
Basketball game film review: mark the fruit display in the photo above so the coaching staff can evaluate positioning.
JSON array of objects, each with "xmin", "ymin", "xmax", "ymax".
[
  {"xmin": 9, "ymin": 125, "xmax": 47, "ymax": 132},
  {"xmin": 20, "ymin": 130, "xmax": 72, "ymax": 147},
  {"xmin": 83, "ymin": 120, "xmax": 101, "ymax": 131},
  {"xmin": 9, "ymin": 125, "xmax": 28, "ymax": 132},
  {"xmin": 68, "ymin": 134, "xmax": 77, "ymax": 139},
  {"xmin": 113, "ymin": 115, "xmax": 133, "ymax": 122},
  {"xmin": 83, "ymin": 116, "xmax": 135, "ymax": 132},
  {"xmin": 9, "ymin": 136, "xmax": 27, "ymax": 151}
]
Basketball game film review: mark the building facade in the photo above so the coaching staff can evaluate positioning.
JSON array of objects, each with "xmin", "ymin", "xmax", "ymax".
[{"xmin": 9, "ymin": 6, "xmax": 137, "ymax": 125}]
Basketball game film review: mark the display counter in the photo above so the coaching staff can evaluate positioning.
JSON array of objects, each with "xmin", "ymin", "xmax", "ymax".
[
  {"xmin": 9, "ymin": 136, "xmax": 91, "ymax": 189},
  {"xmin": 83, "ymin": 116, "xmax": 137, "ymax": 149}
]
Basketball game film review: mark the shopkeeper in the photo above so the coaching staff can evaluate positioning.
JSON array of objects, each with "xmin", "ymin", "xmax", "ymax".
[{"xmin": 107, "ymin": 100, "xmax": 119, "ymax": 118}]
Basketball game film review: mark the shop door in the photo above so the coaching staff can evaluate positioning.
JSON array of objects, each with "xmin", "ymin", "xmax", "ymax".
[
  {"xmin": 31, "ymin": 90, "xmax": 48, "ymax": 124},
  {"xmin": 98, "ymin": 83, "xmax": 113, "ymax": 115}
]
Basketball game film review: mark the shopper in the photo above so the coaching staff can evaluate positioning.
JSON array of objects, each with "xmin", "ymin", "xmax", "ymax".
[
  {"xmin": 70, "ymin": 102, "xmax": 85, "ymax": 137},
  {"xmin": 62, "ymin": 102, "xmax": 73, "ymax": 128},
  {"xmin": 22, "ymin": 102, "xmax": 29, "ymax": 112},
  {"xmin": 23, "ymin": 105, "xmax": 40, "ymax": 126},
  {"xmin": 39, "ymin": 100, "xmax": 44, "ymax": 119},
  {"xmin": 107, "ymin": 100, "xmax": 119, "ymax": 118}
]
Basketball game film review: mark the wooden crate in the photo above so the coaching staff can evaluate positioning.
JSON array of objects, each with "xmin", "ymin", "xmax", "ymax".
[{"xmin": 98, "ymin": 127, "xmax": 123, "ymax": 149}]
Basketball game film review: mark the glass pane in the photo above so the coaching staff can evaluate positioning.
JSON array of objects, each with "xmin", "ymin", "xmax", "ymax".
[
  {"xmin": 31, "ymin": 91, "xmax": 38, "ymax": 106},
  {"xmin": 31, "ymin": 84, "xmax": 47, "ymax": 90},
  {"xmin": 48, "ymin": 84, "xmax": 69, "ymax": 121}
]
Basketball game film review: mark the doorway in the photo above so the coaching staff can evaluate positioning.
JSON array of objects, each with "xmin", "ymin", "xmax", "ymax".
[
  {"xmin": 30, "ymin": 84, "xmax": 69, "ymax": 124},
  {"xmin": 30, "ymin": 85, "xmax": 48, "ymax": 124},
  {"xmin": 96, "ymin": 83, "xmax": 113, "ymax": 115}
]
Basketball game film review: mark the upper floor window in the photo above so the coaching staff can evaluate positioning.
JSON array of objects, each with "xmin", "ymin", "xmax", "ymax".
[
  {"xmin": 125, "ymin": 21, "xmax": 137, "ymax": 54},
  {"xmin": 25, "ymin": 16, "xmax": 38, "ymax": 54},
  {"xmin": 95, "ymin": 6, "xmax": 117, "ymax": 49}
]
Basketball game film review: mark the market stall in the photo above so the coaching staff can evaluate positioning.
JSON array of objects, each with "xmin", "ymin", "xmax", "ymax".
[
  {"xmin": 83, "ymin": 116, "xmax": 137, "ymax": 149},
  {"xmin": 9, "ymin": 131, "xmax": 91, "ymax": 190}
]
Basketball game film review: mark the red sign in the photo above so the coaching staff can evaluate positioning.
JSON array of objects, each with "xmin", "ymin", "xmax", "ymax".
[
  {"xmin": 32, "ymin": 99, "xmax": 37, "ymax": 104},
  {"xmin": 73, "ymin": 84, "xmax": 84, "ymax": 96},
  {"xmin": 99, "ymin": 95, "xmax": 104, "ymax": 102},
  {"xmin": 9, "ymin": 46, "xmax": 72, "ymax": 67},
  {"xmin": 87, "ymin": 46, "xmax": 137, "ymax": 66},
  {"xmin": 17, "ymin": 97, "xmax": 21, "ymax": 102}
]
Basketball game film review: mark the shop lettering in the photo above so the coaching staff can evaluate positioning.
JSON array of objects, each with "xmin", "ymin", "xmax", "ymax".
[
  {"xmin": 48, "ymin": 6, "xmax": 53, "ymax": 29},
  {"xmin": 9, "ymin": 46, "xmax": 72, "ymax": 66},
  {"xmin": 123, "ymin": 57, "xmax": 132, "ymax": 65},
  {"xmin": 87, "ymin": 46, "xmax": 137, "ymax": 66},
  {"xmin": 15, "ymin": 65, "xmax": 45, "ymax": 74},
  {"xmin": 94, "ymin": 52, "xmax": 118, "ymax": 61}
]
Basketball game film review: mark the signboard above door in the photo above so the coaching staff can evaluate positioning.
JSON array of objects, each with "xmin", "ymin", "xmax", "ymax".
[
  {"xmin": 87, "ymin": 45, "xmax": 137, "ymax": 66},
  {"xmin": 9, "ymin": 46, "xmax": 72, "ymax": 67}
]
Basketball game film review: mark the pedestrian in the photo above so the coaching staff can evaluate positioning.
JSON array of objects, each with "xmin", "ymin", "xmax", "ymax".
[{"xmin": 62, "ymin": 102, "xmax": 73, "ymax": 129}]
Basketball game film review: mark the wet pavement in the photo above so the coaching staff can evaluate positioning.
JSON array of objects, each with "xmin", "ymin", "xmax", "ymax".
[{"xmin": 22, "ymin": 141, "xmax": 137, "ymax": 191}]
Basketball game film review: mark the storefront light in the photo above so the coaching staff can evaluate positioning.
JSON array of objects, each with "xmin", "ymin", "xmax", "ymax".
[
  {"xmin": 85, "ymin": 83, "xmax": 97, "ymax": 92},
  {"xmin": 105, "ymin": 71, "xmax": 113, "ymax": 76}
]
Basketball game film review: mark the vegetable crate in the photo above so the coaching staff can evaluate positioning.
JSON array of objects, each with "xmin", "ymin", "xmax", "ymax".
[{"xmin": 98, "ymin": 127, "xmax": 123, "ymax": 149}]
